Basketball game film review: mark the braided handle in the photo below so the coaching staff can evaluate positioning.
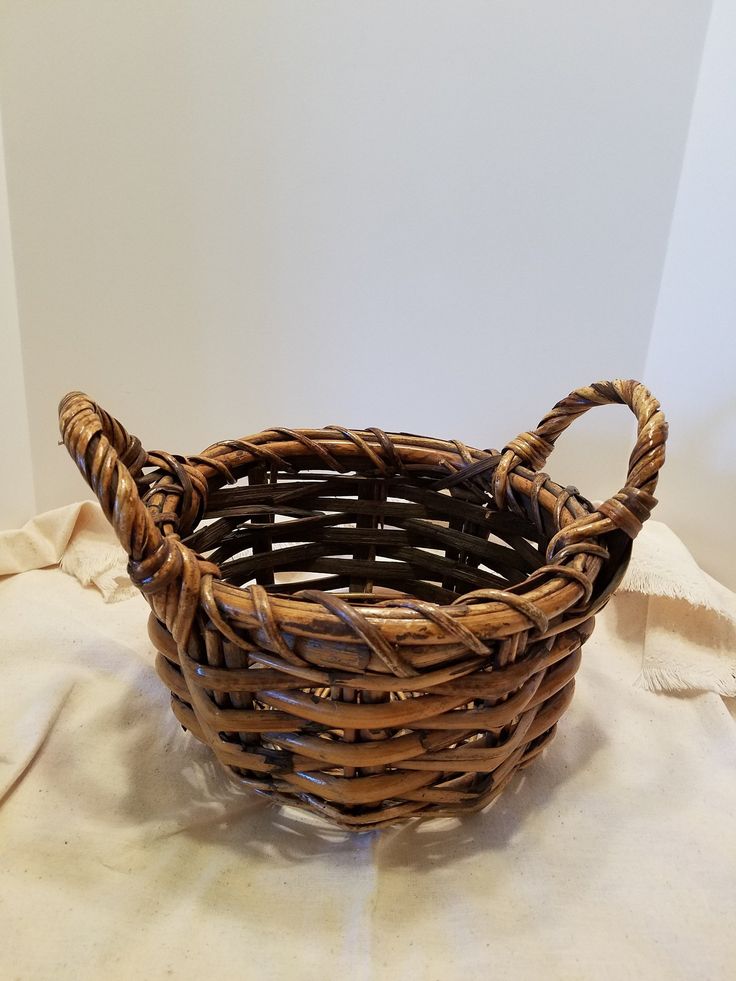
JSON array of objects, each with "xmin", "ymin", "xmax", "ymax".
[
  {"xmin": 58, "ymin": 392, "xmax": 164, "ymax": 563},
  {"xmin": 59, "ymin": 393, "xmax": 220, "ymax": 647},
  {"xmin": 494, "ymin": 379, "xmax": 667, "ymax": 549}
]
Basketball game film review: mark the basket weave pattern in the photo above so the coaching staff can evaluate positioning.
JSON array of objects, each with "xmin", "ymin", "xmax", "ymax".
[{"xmin": 59, "ymin": 381, "xmax": 666, "ymax": 829}]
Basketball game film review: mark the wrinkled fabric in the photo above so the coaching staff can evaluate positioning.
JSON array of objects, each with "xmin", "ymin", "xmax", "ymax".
[
  {"xmin": 0, "ymin": 501, "xmax": 135, "ymax": 602},
  {"xmin": 0, "ymin": 509, "xmax": 735, "ymax": 980},
  {"xmin": 620, "ymin": 521, "xmax": 736, "ymax": 694}
]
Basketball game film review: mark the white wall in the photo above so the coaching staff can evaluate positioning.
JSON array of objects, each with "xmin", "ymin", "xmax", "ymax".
[
  {"xmin": 645, "ymin": 0, "xmax": 736, "ymax": 589},
  {"xmin": 0, "ymin": 3, "xmax": 712, "ymax": 541},
  {"xmin": 0, "ymin": 111, "xmax": 35, "ymax": 526}
]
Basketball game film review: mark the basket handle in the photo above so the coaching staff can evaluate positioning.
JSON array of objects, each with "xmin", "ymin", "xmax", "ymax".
[
  {"xmin": 494, "ymin": 379, "xmax": 667, "ymax": 552},
  {"xmin": 59, "ymin": 393, "xmax": 219, "ymax": 646},
  {"xmin": 58, "ymin": 392, "xmax": 166, "ymax": 564}
]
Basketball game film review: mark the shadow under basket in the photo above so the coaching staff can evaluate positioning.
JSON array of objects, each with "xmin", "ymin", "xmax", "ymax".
[{"xmin": 59, "ymin": 380, "xmax": 666, "ymax": 831}]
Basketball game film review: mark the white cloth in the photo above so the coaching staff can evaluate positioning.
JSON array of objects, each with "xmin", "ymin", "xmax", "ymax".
[
  {"xmin": 1, "ymin": 506, "xmax": 735, "ymax": 980},
  {"xmin": 0, "ymin": 501, "xmax": 136, "ymax": 602},
  {"xmin": 620, "ymin": 520, "xmax": 736, "ymax": 695}
]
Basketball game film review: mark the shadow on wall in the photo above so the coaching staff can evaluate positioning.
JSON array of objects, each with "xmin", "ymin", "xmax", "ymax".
[{"xmin": 647, "ymin": 389, "xmax": 736, "ymax": 590}]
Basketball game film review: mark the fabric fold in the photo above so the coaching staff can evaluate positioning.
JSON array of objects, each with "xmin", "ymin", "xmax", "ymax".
[
  {"xmin": 0, "ymin": 501, "xmax": 135, "ymax": 602},
  {"xmin": 620, "ymin": 520, "xmax": 736, "ymax": 695}
]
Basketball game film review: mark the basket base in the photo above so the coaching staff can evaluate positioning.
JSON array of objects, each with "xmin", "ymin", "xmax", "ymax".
[{"xmin": 148, "ymin": 611, "xmax": 591, "ymax": 830}]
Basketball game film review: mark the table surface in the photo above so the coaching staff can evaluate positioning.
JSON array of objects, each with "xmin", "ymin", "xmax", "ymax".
[{"xmin": 1, "ymin": 562, "xmax": 735, "ymax": 981}]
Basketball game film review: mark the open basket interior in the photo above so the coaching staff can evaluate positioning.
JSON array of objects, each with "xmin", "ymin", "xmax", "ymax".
[{"xmin": 176, "ymin": 435, "xmax": 588, "ymax": 605}]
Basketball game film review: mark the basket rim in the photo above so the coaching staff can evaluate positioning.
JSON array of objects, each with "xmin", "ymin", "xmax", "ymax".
[
  {"xmin": 61, "ymin": 381, "xmax": 665, "ymax": 670},
  {"xmin": 169, "ymin": 427, "xmax": 613, "ymax": 648}
]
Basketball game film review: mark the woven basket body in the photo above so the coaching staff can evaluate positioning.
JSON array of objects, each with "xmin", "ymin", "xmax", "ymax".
[{"xmin": 59, "ymin": 381, "xmax": 666, "ymax": 830}]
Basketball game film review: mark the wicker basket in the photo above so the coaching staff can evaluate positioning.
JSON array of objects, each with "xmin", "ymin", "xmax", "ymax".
[{"xmin": 59, "ymin": 380, "xmax": 666, "ymax": 830}]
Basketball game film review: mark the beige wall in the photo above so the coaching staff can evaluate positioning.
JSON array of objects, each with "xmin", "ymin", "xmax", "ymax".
[
  {"xmin": 644, "ymin": 0, "xmax": 736, "ymax": 588},
  {"xmin": 4, "ymin": 1, "xmax": 731, "ymax": 589},
  {"xmin": 0, "ymin": 111, "xmax": 35, "ymax": 526}
]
